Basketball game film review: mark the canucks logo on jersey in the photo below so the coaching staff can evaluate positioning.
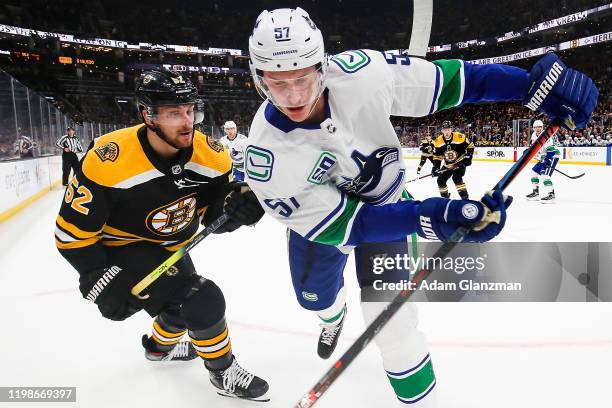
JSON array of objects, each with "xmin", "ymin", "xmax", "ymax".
[{"xmin": 337, "ymin": 147, "xmax": 403, "ymax": 204}]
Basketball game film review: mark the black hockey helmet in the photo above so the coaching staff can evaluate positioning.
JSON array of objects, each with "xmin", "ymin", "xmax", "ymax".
[
  {"xmin": 441, "ymin": 120, "xmax": 453, "ymax": 129},
  {"xmin": 135, "ymin": 70, "xmax": 203, "ymax": 121}
]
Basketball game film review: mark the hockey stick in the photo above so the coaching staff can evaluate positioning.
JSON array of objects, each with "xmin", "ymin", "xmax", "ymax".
[
  {"xmin": 131, "ymin": 213, "xmax": 230, "ymax": 300},
  {"xmin": 294, "ymin": 120, "xmax": 563, "ymax": 408},
  {"xmin": 554, "ymin": 167, "xmax": 585, "ymax": 179},
  {"xmin": 405, "ymin": 167, "xmax": 451, "ymax": 184}
]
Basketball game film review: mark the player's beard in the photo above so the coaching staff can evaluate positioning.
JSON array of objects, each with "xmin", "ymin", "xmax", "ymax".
[{"xmin": 152, "ymin": 124, "xmax": 194, "ymax": 150}]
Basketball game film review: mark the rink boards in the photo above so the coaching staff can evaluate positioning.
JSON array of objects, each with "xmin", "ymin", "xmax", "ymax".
[
  {"xmin": 0, "ymin": 156, "xmax": 62, "ymax": 222},
  {"xmin": 403, "ymin": 146, "xmax": 612, "ymax": 166}
]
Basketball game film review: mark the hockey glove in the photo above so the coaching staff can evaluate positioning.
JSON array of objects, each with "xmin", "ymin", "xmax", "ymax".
[
  {"xmin": 79, "ymin": 266, "xmax": 140, "ymax": 321},
  {"xmin": 524, "ymin": 53, "xmax": 598, "ymax": 130},
  {"xmin": 416, "ymin": 189, "xmax": 513, "ymax": 243},
  {"xmin": 224, "ymin": 182, "xmax": 265, "ymax": 227}
]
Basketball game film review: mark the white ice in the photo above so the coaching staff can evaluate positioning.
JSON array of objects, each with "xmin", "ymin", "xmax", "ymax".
[{"xmin": 0, "ymin": 161, "xmax": 611, "ymax": 408}]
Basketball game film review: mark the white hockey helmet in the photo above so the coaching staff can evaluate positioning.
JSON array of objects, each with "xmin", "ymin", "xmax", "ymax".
[
  {"xmin": 532, "ymin": 119, "xmax": 544, "ymax": 129},
  {"xmin": 223, "ymin": 120, "xmax": 237, "ymax": 129},
  {"xmin": 248, "ymin": 7, "xmax": 328, "ymax": 108}
]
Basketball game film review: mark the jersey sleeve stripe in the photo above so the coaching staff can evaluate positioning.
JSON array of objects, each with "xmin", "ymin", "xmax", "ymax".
[
  {"xmin": 56, "ymin": 215, "xmax": 101, "ymax": 239},
  {"xmin": 428, "ymin": 66, "xmax": 442, "ymax": 115},
  {"xmin": 313, "ymin": 195, "xmax": 363, "ymax": 246},
  {"xmin": 431, "ymin": 59, "xmax": 464, "ymax": 112},
  {"xmin": 56, "ymin": 236, "xmax": 100, "ymax": 250}
]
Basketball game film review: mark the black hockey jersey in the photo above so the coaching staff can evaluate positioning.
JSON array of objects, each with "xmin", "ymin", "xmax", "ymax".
[
  {"xmin": 432, "ymin": 132, "xmax": 474, "ymax": 169},
  {"xmin": 55, "ymin": 124, "xmax": 232, "ymax": 275},
  {"xmin": 419, "ymin": 139, "xmax": 434, "ymax": 157}
]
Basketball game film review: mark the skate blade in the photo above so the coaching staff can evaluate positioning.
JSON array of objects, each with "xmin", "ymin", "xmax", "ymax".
[
  {"xmin": 540, "ymin": 200, "xmax": 556, "ymax": 204},
  {"xmin": 525, "ymin": 196, "xmax": 539, "ymax": 201},
  {"xmin": 217, "ymin": 390, "xmax": 270, "ymax": 403}
]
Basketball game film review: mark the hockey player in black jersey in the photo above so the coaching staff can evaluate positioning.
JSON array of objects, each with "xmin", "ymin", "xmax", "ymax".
[
  {"xmin": 432, "ymin": 121, "xmax": 475, "ymax": 199},
  {"xmin": 55, "ymin": 70, "xmax": 269, "ymax": 401},
  {"xmin": 416, "ymin": 135, "xmax": 435, "ymax": 175}
]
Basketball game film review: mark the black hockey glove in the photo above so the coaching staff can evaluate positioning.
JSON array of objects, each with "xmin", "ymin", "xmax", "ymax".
[
  {"xmin": 224, "ymin": 182, "xmax": 265, "ymax": 226},
  {"xmin": 79, "ymin": 266, "xmax": 140, "ymax": 321}
]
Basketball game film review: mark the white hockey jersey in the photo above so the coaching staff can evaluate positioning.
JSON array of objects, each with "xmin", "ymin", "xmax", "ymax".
[
  {"xmin": 245, "ymin": 49, "xmax": 526, "ymax": 246},
  {"xmin": 531, "ymin": 129, "xmax": 561, "ymax": 158},
  {"xmin": 219, "ymin": 133, "xmax": 248, "ymax": 170}
]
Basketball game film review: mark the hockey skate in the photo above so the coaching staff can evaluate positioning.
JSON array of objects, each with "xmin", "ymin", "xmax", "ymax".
[
  {"xmin": 540, "ymin": 190, "xmax": 556, "ymax": 204},
  {"xmin": 209, "ymin": 356, "xmax": 270, "ymax": 402},
  {"xmin": 141, "ymin": 335, "xmax": 198, "ymax": 361},
  {"xmin": 317, "ymin": 306, "xmax": 346, "ymax": 359},
  {"xmin": 526, "ymin": 187, "xmax": 539, "ymax": 201}
]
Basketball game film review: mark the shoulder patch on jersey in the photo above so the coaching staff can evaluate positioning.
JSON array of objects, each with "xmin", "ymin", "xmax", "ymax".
[
  {"xmin": 82, "ymin": 125, "xmax": 158, "ymax": 188},
  {"xmin": 189, "ymin": 132, "xmax": 231, "ymax": 177},
  {"xmin": 94, "ymin": 142, "xmax": 119, "ymax": 162},
  {"xmin": 206, "ymin": 135, "xmax": 224, "ymax": 153},
  {"xmin": 331, "ymin": 50, "xmax": 371, "ymax": 73},
  {"xmin": 245, "ymin": 145, "xmax": 274, "ymax": 182},
  {"xmin": 452, "ymin": 132, "xmax": 467, "ymax": 143}
]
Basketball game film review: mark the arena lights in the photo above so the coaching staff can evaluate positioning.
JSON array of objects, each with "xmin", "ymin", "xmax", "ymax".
[
  {"xmin": 470, "ymin": 31, "xmax": 612, "ymax": 64},
  {"xmin": 428, "ymin": 2, "xmax": 612, "ymax": 54},
  {"xmin": 0, "ymin": 24, "xmax": 243, "ymax": 56}
]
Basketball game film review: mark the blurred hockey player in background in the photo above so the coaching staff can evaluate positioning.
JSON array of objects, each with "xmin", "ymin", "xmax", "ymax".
[
  {"xmin": 416, "ymin": 135, "xmax": 434, "ymax": 175},
  {"xmin": 219, "ymin": 120, "xmax": 248, "ymax": 181},
  {"xmin": 526, "ymin": 119, "xmax": 561, "ymax": 203},
  {"xmin": 431, "ymin": 121, "xmax": 474, "ymax": 199},
  {"xmin": 55, "ymin": 70, "xmax": 268, "ymax": 401},
  {"xmin": 244, "ymin": 6, "xmax": 595, "ymax": 406}
]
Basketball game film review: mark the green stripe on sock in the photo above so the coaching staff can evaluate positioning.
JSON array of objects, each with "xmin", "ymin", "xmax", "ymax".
[
  {"xmin": 320, "ymin": 306, "xmax": 346, "ymax": 323},
  {"xmin": 432, "ymin": 59, "xmax": 463, "ymax": 112},
  {"xmin": 531, "ymin": 177, "xmax": 539, "ymax": 184},
  {"xmin": 388, "ymin": 359, "xmax": 436, "ymax": 400},
  {"xmin": 314, "ymin": 196, "xmax": 360, "ymax": 245},
  {"xmin": 543, "ymin": 180, "xmax": 553, "ymax": 186}
]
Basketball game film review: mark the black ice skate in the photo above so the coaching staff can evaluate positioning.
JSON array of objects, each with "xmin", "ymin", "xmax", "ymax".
[
  {"xmin": 141, "ymin": 335, "xmax": 198, "ymax": 361},
  {"xmin": 540, "ymin": 190, "xmax": 556, "ymax": 204},
  {"xmin": 209, "ymin": 356, "xmax": 270, "ymax": 402},
  {"xmin": 317, "ymin": 306, "xmax": 346, "ymax": 359},
  {"xmin": 526, "ymin": 187, "xmax": 539, "ymax": 201}
]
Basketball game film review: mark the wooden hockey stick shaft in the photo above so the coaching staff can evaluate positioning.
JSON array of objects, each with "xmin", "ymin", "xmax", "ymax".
[
  {"xmin": 294, "ymin": 121, "xmax": 562, "ymax": 408},
  {"xmin": 130, "ymin": 213, "xmax": 230, "ymax": 300}
]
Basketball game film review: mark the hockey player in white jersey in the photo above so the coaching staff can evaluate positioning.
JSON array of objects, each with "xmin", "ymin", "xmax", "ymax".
[
  {"xmin": 244, "ymin": 7, "xmax": 597, "ymax": 406},
  {"xmin": 526, "ymin": 119, "xmax": 562, "ymax": 203},
  {"xmin": 219, "ymin": 120, "xmax": 248, "ymax": 181}
]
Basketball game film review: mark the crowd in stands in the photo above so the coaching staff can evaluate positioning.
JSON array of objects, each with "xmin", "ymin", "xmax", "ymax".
[{"xmin": 0, "ymin": 0, "xmax": 609, "ymax": 159}]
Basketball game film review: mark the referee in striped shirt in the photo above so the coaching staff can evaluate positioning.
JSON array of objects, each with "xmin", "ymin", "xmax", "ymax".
[{"xmin": 56, "ymin": 127, "xmax": 84, "ymax": 186}]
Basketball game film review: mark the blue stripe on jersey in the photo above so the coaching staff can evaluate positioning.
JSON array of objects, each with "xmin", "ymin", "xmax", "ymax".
[
  {"xmin": 462, "ymin": 62, "xmax": 529, "ymax": 105},
  {"xmin": 428, "ymin": 66, "xmax": 441, "ymax": 115},
  {"xmin": 345, "ymin": 199, "xmax": 421, "ymax": 246},
  {"xmin": 304, "ymin": 189, "xmax": 347, "ymax": 240}
]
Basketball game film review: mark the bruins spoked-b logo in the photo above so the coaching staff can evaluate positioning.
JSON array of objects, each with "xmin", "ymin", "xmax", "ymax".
[
  {"xmin": 95, "ymin": 142, "xmax": 119, "ymax": 162},
  {"xmin": 443, "ymin": 149, "xmax": 458, "ymax": 163},
  {"xmin": 146, "ymin": 194, "xmax": 197, "ymax": 236}
]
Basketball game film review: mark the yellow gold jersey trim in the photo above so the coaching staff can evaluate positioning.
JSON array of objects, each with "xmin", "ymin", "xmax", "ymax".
[
  {"xmin": 82, "ymin": 125, "xmax": 158, "ymax": 188},
  {"xmin": 56, "ymin": 215, "xmax": 101, "ymax": 239}
]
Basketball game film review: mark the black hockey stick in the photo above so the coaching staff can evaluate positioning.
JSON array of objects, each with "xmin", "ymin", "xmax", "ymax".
[
  {"xmin": 554, "ymin": 167, "xmax": 585, "ymax": 179},
  {"xmin": 405, "ymin": 167, "xmax": 451, "ymax": 184},
  {"xmin": 131, "ymin": 213, "xmax": 229, "ymax": 299},
  {"xmin": 294, "ymin": 120, "xmax": 563, "ymax": 408}
]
